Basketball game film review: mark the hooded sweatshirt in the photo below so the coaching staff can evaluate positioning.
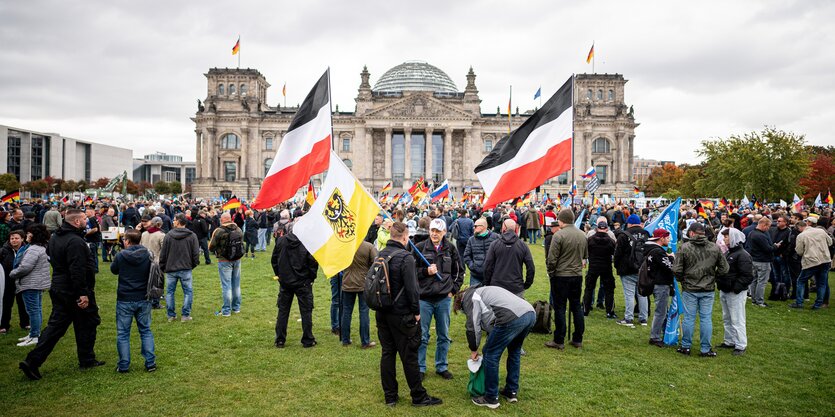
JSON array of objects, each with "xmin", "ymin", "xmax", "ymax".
[
  {"xmin": 159, "ymin": 227, "xmax": 200, "ymax": 273},
  {"xmin": 272, "ymin": 233, "xmax": 318, "ymax": 288},
  {"xmin": 716, "ymin": 228, "xmax": 754, "ymax": 294},
  {"xmin": 110, "ymin": 244, "xmax": 152, "ymax": 301},
  {"xmin": 483, "ymin": 231, "xmax": 535, "ymax": 294},
  {"xmin": 673, "ymin": 234, "xmax": 729, "ymax": 292}
]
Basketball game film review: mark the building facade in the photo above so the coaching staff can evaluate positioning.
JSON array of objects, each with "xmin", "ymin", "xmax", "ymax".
[
  {"xmin": 132, "ymin": 152, "xmax": 196, "ymax": 188},
  {"xmin": 633, "ymin": 156, "xmax": 676, "ymax": 187},
  {"xmin": 192, "ymin": 62, "xmax": 638, "ymax": 200},
  {"xmin": 1, "ymin": 124, "xmax": 133, "ymax": 185}
]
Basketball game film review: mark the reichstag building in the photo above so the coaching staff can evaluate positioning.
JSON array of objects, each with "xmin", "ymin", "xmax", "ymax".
[{"xmin": 191, "ymin": 61, "xmax": 638, "ymax": 201}]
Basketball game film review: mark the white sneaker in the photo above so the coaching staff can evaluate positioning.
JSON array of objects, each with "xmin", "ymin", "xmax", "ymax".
[
  {"xmin": 17, "ymin": 337, "xmax": 38, "ymax": 347},
  {"xmin": 18, "ymin": 335, "xmax": 31, "ymax": 342}
]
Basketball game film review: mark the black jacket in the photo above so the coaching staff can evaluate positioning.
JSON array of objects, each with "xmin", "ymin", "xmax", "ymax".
[
  {"xmin": 587, "ymin": 231, "xmax": 615, "ymax": 269},
  {"xmin": 463, "ymin": 231, "xmax": 499, "ymax": 279},
  {"xmin": 717, "ymin": 245, "xmax": 754, "ymax": 294},
  {"xmin": 747, "ymin": 228, "xmax": 774, "ymax": 262},
  {"xmin": 770, "ymin": 226, "xmax": 791, "ymax": 257},
  {"xmin": 244, "ymin": 217, "xmax": 259, "ymax": 245},
  {"xmin": 159, "ymin": 227, "xmax": 200, "ymax": 273},
  {"xmin": 190, "ymin": 217, "xmax": 210, "ymax": 240},
  {"xmin": 413, "ymin": 237, "xmax": 464, "ymax": 302},
  {"xmin": 643, "ymin": 243, "xmax": 675, "ymax": 286},
  {"xmin": 614, "ymin": 227, "xmax": 650, "ymax": 276},
  {"xmin": 0, "ymin": 242, "xmax": 15, "ymax": 279},
  {"xmin": 123, "ymin": 207, "xmax": 140, "ymax": 228},
  {"xmin": 378, "ymin": 240, "xmax": 420, "ymax": 316},
  {"xmin": 110, "ymin": 245, "xmax": 151, "ymax": 301},
  {"xmin": 272, "ymin": 233, "xmax": 318, "ymax": 289},
  {"xmin": 543, "ymin": 228, "xmax": 555, "ymax": 259},
  {"xmin": 48, "ymin": 221, "xmax": 96, "ymax": 298},
  {"xmin": 483, "ymin": 231, "xmax": 534, "ymax": 294}
]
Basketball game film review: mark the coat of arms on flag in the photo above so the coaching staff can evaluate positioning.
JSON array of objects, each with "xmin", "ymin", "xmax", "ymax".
[{"xmin": 323, "ymin": 188, "xmax": 357, "ymax": 242}]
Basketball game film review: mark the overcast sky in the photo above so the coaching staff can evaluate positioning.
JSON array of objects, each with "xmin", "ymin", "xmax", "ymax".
[{"xmin": 1, "ymin": 0, "xmax": 833, "ymax": 166}]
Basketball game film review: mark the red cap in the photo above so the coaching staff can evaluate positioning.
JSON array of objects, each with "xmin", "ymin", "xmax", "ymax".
[{"xmin": 649, "ymin": 228, "xmax": 671, "ymax": 240}]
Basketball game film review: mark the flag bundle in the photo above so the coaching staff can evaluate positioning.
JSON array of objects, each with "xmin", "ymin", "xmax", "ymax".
[
  {"xmin": 1, "ymin": 191, "xmax": 20, "ymax": 203},
  {"xmin": 222, "ymin": 196, "xmax": 241, "ymax": 211},
  {"xmin": 253, "ymin": 70, "xmax": 332, "ymax": 209},
  {"xmin": 475, "ymin": 76, "xmax": 574, "ymax": 209}
]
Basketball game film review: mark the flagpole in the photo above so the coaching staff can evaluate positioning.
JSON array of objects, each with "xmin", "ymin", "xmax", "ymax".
[
  {"xmin": 570, "ymin": 74, "xmax": 576, "ymax": 190},
  {"xmin": 508, "ymin": 85, "xmax": 512, "ymax": 134},
  {"xmin": 592, "ymin": 41, "xmax": 595, "ymax": 74},
  {"xmin": 237, "ymin": 35, "xmax": 241, "ymax": 69}
]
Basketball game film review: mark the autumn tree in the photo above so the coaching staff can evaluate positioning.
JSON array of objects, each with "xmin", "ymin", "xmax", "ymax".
[
  {"xmin": 799, "ymin": 153, "xmax": 835, "ymax": 199},
  {"xmin": 154, "ymin": 181, "xmax": 170, "ymax": 194},
  {"xmin": 93, "ymin": 177, "xmax": 111, "ymax": 188},
  {"xmin": 0, "ymin": 173, "xmax": 20, "ymax": 194},
  {"xmin": 644, "ymin": 163, "xmax": 684, "ymax": 196}
]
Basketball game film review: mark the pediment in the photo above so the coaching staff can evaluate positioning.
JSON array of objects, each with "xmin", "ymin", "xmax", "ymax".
[{"xmin": 364, "ymin": 93, "xmax": 473, "ymax": 120}]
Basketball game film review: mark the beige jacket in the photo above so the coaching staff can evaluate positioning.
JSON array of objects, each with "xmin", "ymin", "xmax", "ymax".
[
  {"xmin": 796, "ymin": 227, "xmax": 833, "ymax": 270},
  {"xmin": 141, "ymin": 231, "xmax": 165, "ymax": 263}
]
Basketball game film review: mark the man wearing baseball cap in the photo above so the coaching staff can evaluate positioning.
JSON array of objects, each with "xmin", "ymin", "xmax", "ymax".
[
  {"xmin": 413, "ymin": 218, "xmax": 464, "ymax": 381},
  {"xmin": 644, "ymin": 228, "xmax": 675, "ymax": 347},
  {"xmin": 613, "ymin": 214, "xmax": 650, "ymax": 327}
]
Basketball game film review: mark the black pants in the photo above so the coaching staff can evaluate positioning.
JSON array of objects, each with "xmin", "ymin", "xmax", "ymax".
[
  {"xmin": 1, "ymin": 275, "xmax": 29, "ymax": 330},
  {"xmin": 456, "ymin": 240, "xmax": 467, "ymax": 269},
  {"xmin": 26, "ymin": 290, "xmax": 101, "ymax": 367},
  {"xmin": 550, "ymin": 276, "xmax": 584, "ymax": 344},
  {"xmin": 275, "ymin": 283, "xmax": 315, "ymax": 346},
  {"xmin": 583, "ymin": 266, "xmax": 615, "ymax": 314},
  {"xmin": 198, "ymin": 238, "xmax": 211, "ymax": 264},
  {"xmin": 376, "ymin": 311, "xmax": 427, "ymax": 403}
]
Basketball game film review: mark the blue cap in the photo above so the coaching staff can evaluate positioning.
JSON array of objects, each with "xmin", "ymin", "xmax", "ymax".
[{"xmin": 627, "ymin": 214, "xmax": 642, "ymax": 225}]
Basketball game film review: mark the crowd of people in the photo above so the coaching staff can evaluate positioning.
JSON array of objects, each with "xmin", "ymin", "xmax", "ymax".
[{"xmin": 1, "ymin": 196, "xmax": 833, "ymax": 409}]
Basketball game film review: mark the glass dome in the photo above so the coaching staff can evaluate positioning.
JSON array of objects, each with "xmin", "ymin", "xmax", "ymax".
[{"xmin": 373, "ymin": 61, "xmax": 459, "ymax": 94}]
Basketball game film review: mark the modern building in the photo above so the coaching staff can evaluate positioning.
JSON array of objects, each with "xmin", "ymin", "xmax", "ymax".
[
  {"xmin": 191, "ymin": 62, "xmax": 638, "ymax": 200},
  {"xmin": 633, "ymin": 156, "xmax": 676, "ymax": 187},
  {"xmin": 132, "ymin": 152, "xmax": 196, "ymax": 188},
  {"xmin": 1, "ymin": 124, "xmax": 132, "ymax": 184}
]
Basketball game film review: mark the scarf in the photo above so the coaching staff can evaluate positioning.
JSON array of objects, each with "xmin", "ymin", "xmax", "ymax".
[{"xmin": 13, "ymin": 243, "xmax": 30, "ymax": 269}]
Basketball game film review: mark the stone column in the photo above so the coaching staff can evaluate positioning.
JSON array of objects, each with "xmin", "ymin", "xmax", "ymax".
[
  {"xmin": 206, "ymin": 128, "xmax": 216, "ymax": 180},
  {"xmin": 444, "ymin": 129, "xmax": 452, "ymax": 182},
  {"xmin": 365, "ymin": 128, "xmax": 374, "ymax": 182},
  {"xmin": 425, "ymin": 128, "xmax": 433, "ymax": 182},
  {"xmin": 384, "ymin": 128, "xmax": 392, "ymax": 180},
  {"xmin": 240, "ymin": 128, "xmax": 248, "ymax": 180},
  {"xmin": 404, "ymin": 128, "xmax": 412, "ymax": 181},
  {"xmin": 195, "ymin": 129, "xmax": 203, "ymax": 179}
]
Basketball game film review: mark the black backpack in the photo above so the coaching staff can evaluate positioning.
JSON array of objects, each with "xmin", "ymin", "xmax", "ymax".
[
  {"xmin": 220, "ymin": 226, "xmax": 245, "ymax": 261},
  {"xmin": 628, "ymin": 231, "xmax": 649, "ymax": 271},
  {"xmin": 364, "ymin": 251, "xmax": 405, "ymax": 311},
  {"xmin": 146, "ymin": 251, "xmax": 164, "ymax": 300},
  {"xmin": 531, "ymin": 300, "xmax": 552, "ymax": 334},
  {"xmin": 637, "ymin": 257, "xmax": 654, "ymax": 297}
]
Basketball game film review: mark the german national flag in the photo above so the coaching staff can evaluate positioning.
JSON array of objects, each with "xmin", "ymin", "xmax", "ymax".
[
  {"xmin": 222, "ymin": 196, "xmax": 241, "ymax": 211},
  {"xmin": 698, "ymin": 199, "xmax": 715, "ymax": 210},
  {"xmin": 84, "ymin": 195, "xmax": 93, "ymax": 205},
  {"xmin": 380, "ymin": 182, "xmax": 392, "ymax": 194},
  {"xmin": 232, "ymin": 36, "xmax": 240, "ymax": 55},
  {"xmin": 695, "ymin": 201, "xmax": 708, "ymax": 219},
  {"xmin": 303, "ymin": 181, "xmax": 316, "ymax": 210},
  {"xmin": 633, "ymin": 186, "xmax": 640, "ymax": 195},
  {"xmin": 1, "ymin": 191, "xmax": 20, "ymax": 203}
]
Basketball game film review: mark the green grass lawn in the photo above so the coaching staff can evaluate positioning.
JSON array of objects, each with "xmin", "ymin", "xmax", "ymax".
[{"xmin": 1, "ymin": 240, "xmax": 833, "ymax": 416}]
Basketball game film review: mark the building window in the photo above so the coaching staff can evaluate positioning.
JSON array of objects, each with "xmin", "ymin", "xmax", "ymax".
[
  {"xmin": 484, "ymin": 139, "xmax": 493, "ymax": 153},
  {"xmin": 164, "ymin": 171, "xmax": 178, "ymax": 182},
  {"xmin": 410, "ymin": 132, "xmax": 425, "ymax": 179},
  {"xmin": 7, "ymin": 133, "xmax": 21, "ymax": 180},
  {"xmin": 229, "ymin": 84, "xmax": 236, "ymax": 95},
  {"xmin": 608, "ymin": 89, "xmax": 614, "ymax": 101},
  {"xmin": 586, "ymin": 89, "xmax": 592, "ymax": 100},
  {"xmin": 342, "ymin": 137, "xmax": 351, "ymax": 152},
  {"xmin": 224, "ymin": 162, "xmax": 236, "ymax": 182},
  {"xmin": 595, "ymin": 165, "xmax": 608, "ymax": 184},
  {"xmin": 557, "ymin": 172, "xmax": 568, "ymax": 185},
  {"xmin": 597, "ymin": 89, "xmax": 603, "ymax": 100},
  {"xmin": 44, "ymin": 136, "xmax": 51, "ymax": 178},
  {"xmin": 240, "ymin": 84, "xmax": 247, "ymax": 95},
  {"xmin": 31, "ymin": 135, "xmax": 44, "ymax": 180},
  {"xmin": 218, "ymin": 84, "xmax": 225, "ymax": 95},
  {"xmin": 391, "ymin": 133, "xmax": 405, "ymax": 187},
  {"xmin": 265, "ymin": 138, "xmax": 273, "ymax": 150},
  {"xmin": 185, "ymin": 167, "xmax": 195, "ymax": 184},
  {"xmin": 592, "ymin": 138, "xmax": 610, "ymax": 153},
  {"xmin": 264, "ymin": 158, "xmax": 273, "ymax": 177},
  {"xmin": 343, "ymin": 159, "xmax": 353, "ymax": 170},
  {"xmin": 432, "ymin": 133, "xmax": 444, "ymax": 183},
  {"xmin": 221, "ymin": 133, "xmax": 240, "ymax": 149}
]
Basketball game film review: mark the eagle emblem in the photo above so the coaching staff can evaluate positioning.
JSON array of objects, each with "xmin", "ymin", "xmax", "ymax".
[{"xmin": 323, "ymin": 188, "xmax": 357, "ymax": 242}]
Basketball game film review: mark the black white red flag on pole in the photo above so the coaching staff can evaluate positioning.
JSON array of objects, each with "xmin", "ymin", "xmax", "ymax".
[
  {"xmin": 252, "ymin": 69, "xmax": 332, "ymax": 209},
  {"xmin": 475, "ymin": 76, "xmax": 573, "ymax": 209}
]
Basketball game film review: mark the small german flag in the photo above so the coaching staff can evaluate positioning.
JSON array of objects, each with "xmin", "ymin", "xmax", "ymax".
[
  {"xmin": 586, "ymin": 43, "xmax": 595, "ymax": 64},
  {"xmin": 633, "ymin": 186, "xmax": 640, "ymax": 195},
  {"xmin": 232, "ymin": 36, "xmax": 240, "ymax": 55},
  {"xmin": 827, "ymin": 190, "xmax": 833, "ymax": 205},
  {"xmin": 380, "ymin": 182, "xmax": 392, "ymax": 194},
  {"xmin": 1, "ymin": 190, "xmax": 20, "ymax": 203},
  {"xmin": 695, "ymin": 201, "xmax": 708, "ymax": 219},
  {"xmin": 222, "ymin": 196, "xmax": 241, "ymax": 211},
  {"xmin": 84, "ymin": 195, "xmax": 93, "ymax": 205},
  {"xmin": 304, "ymin": 181, "xmax": 316, "ymax": 210}
]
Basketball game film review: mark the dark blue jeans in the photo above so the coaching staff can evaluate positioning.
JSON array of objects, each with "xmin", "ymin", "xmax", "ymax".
[
  {"xmin": 795, "ymin": 262, "xmax": 830, "ymax": 308},
  {"xmin": 773, "ymin": 256, "xmax": 790, "ymax": 285},
  {"xmin": 340, "ymin": 291, "xmax": 370, "ymax": 345},
  {"xmin": 481, "ymin": 311, "xmax": 535, "ymax": 401},
  {"xmin": 330, "ymin": 274, "xmax": 342, "ymax": 331}
]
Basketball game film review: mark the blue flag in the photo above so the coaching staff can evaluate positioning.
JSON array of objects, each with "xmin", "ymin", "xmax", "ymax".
[
  {"xmin": 534, "ymin": 87, "xmax": 541, "ymax": 100},
  {"xmin": 574, "ymin": 209, "xmax": 586, "ymax": 229},
  {"xmin": 663, "ymin": 279, "xmax": 684, "ymax": 346}
]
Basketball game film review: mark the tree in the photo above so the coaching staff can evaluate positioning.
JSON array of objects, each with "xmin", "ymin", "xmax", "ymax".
[
  {"xmin": 137, "ymin": 181, "xmax": 153, "ymax": 194},
  {"xmin": 154, "ymin": 181, "xmax": 170, "ymax": 195},
  {"xmin": 126, "ymin": 180, "xmax": 139, "ymax": 195},
  {"xmin": 29, "ymin": 180, "xmax": 50, "ymax": 194},
  {"xmin": 169, "ymin": 181, "xmax": 183, "ymax": 194},
  {"xmin": 61, "ymin": 180, "xmax": 78, "ymax": 192},
  {"xmin": 0, "ymin": 173, "xmax": 20, "ymax": 194},
  {"xmin": 644, "ymin": 163, "xmax": 684, "ymax": 196},
  {"xmin": 696, "ymin": 127, "xmax": 810, "ymax": 200},
  {"xmin": 93, "ymin": 177, "xmax": 111, "ymax": 189},
  {"xmin": 799, "ymin": 153, "xmax": 835, "ymax": 199}
]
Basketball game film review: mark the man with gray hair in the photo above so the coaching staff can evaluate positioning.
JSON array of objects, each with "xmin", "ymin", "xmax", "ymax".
[
  {"xmin": 159, "ymin": 214, "xmax": 200, "ymax": 322},
  {"xmin": 483, "ymin": 219, "xmax": 535, "ymax": 298},
  {"xmin": 463, "ymin": 217, "xmax": 499, "ymax": 287}
]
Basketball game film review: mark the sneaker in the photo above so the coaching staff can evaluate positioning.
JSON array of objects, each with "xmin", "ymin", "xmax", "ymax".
[
  {"xmin": 471, "ymin": 396, "xmax": 500, "ymax": 409},
  {"xmin": 676, "ymin": 347, "xmax": 691, "ymax": 356},
  {"xmin": 596, "ymin": 303, "xmax": 604, "ymax": 310},
  {"xmin": 788, "ymin": 303, "xmax": 803, "ymax": 309},
  {"xmin": 79, "ymin": 360, "xmax": 106, "ymax": 370},
  {"xmin": 302, "ymin": 341, "xmax": 317, "ymax": 348},
  {"xmin": 436, "ymin": 370, "xmax": 453, "ymax": 380},
  {"xmin": 19, "ymin": 360, "xmax": 42, "ymax": 380},
  {"xmin": 181, "ymin": 316, "xmax": 193, "ymax": 322},
  {"xmin": 700, "ymin": 350, "xmax": 718, "ymax": 357},
  {"xmin": 342, "ymin": 341, "xmax": 353, "ymax": 347},
  {"xmin": 732, "ymin": 349, "xmax": 746, "ymax": 356},
  {"xmin": 812, "ymin": 305, "xmax": 823, "ymax": 310},
  {"xmin": 616, "ymin": 319, "xmax": 635, "ymax": 328},
  {"xmin": 499, "ymin": 388, "xmax": 518, "ymax": 403},
  {"xmin": 544, "ymin": 341, "xmax": 565, "ymax": 350},
  {"xmin": 146, "ymin": 364, "xmax": 157, "ymax": 372},
  {"xmin": 168, "ymin": 317, "xmax": 177, "ymax": 322},
  {"xmin": 755, "ymin": 302, "xmax": 769, "ymax": 308},
  {"xmin": 274, "ymin": 342, "xmax": 285, "ymax": 349},
  {"xmin": 569, "ymin": 341, "xmax": 583, "ymax": 349},
  {"xmin": 385, "ymin": 396, "xmax": 399, "ymax": 407},
  {"xmin": 639, "ymin": 320, "xmax": 648, "ymax": 326},
  {"xmin": 18, "ymin": 335, "xmax": 31, "ymax": 342},
  {"xmin": 331, "ymin": 328, "xmax": 341, "ymax": 335},
  {"xmin": 649, "ymin": 339, "xmax": 665, "ymax": 348},
  {"xmin": 17, "ymin": 337, "xmax": 38, "ymax": 347},
  {"xmin": 412, "ymin": 396, "xmax": 443, "ymax": 407},
  {"xmin": 116, "ymin": 367, "xmax": 129, "ymax": 374},
  {"xmin": 361, "ymin": 342, "xmax": 377, "ymax": 349},
  {"xmin": 718, "ymin": 343, "xmax": 735, "ymax": 349},
  {"xmin": 232, "ymin": 310, "xmax": 241, "ymax": 314},
  {"xmin": 606, "ymin": 312, "xmax": 618, "ymax": 319}
]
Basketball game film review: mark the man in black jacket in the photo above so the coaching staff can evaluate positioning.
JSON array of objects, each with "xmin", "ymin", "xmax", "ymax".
[
  {"xmin": 462, "ymin": 218, "xmax": 499, "ymax": 287},
  {"xmin": 272, "ymin": 221, "xmax": 319, "ymax": 348},
  {"xmin": 769, "ymin": 215, "xmax": 791, "ymax": 299},
  {"xmin": 20, "ymin": 209, "xmax": 104, "ymax": 380},
  {"xmin": 413, "ymin": 218, "xmax": 464, "ymax": 381},
  {"xmin": 584, "ymin": 221, "xmax": 616, "ymax": 318},
  {"xmin": 376, "ymin": 222, "xmax": 442, "ymax": 407},
  {"xmin": 483, "ymin": 219, "xmax": 534, "ymax": 298},
  {"xmin": 160, "ymin": 214, "xmax": 200, "ymax": 322},
  {"xmin": 748, "ymin": 217, "xmax": 777, "ymax": 307},
  {"xmin": 189, "ymin": 209, "xmax": 212, "ymax": 265},
  {"xmin": 644, "ymin": 229, "xmax": 675, "ymax": 346}
]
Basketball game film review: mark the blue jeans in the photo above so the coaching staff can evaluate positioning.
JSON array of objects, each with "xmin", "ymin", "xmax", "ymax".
[
  {"xmin": 330, "ymin": 275, "xmax": 342, "ymax": 331},
  {"xmin": 528, "ymin": 229, "xmax": 537, "ymax": 244},
  {"xmin": 470, "ymin": 274, "xmax": 483, "ymax": 287},
  {"xmin": 165, "ymin": 270, "xmax": 193, "ymax": 318},
  {"xmin": 257, "ymin": 228, "xmax": 268, "ymax": 251},
  {"xmin": 218, "ymin": 260, "xmax": 242, "ymax": 315},
  {"xmin": 681, "ymin": 291, "xmax": 715, "ymax": 353},
  {"xmin": 21, "ymin": 290, "xmax": 43, "ymax": 338},
  {"xmin": 340, "ymin": 291, "xmax": 370, "ymax": 345},
  {"xmin": 795, "ymin": 262, "xmax": 830, "ymax": 308},
  {"xmin": 116, "ymin": 300, "xmax": 156, "ymax": 370},
  {"xmin": 772, "ymin": 256, "xmax": 791, "ymax": 285},
  {"xmin": 418, "ymin": 297, "xmax": 451, "ymax": 373},
  {"xmin": 620, "ymin": 274, "xmax": 648, "ymax": 321},
  {"xmin": 482, "ymin": 311, "xmax": 535, "ymax": 401}
]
